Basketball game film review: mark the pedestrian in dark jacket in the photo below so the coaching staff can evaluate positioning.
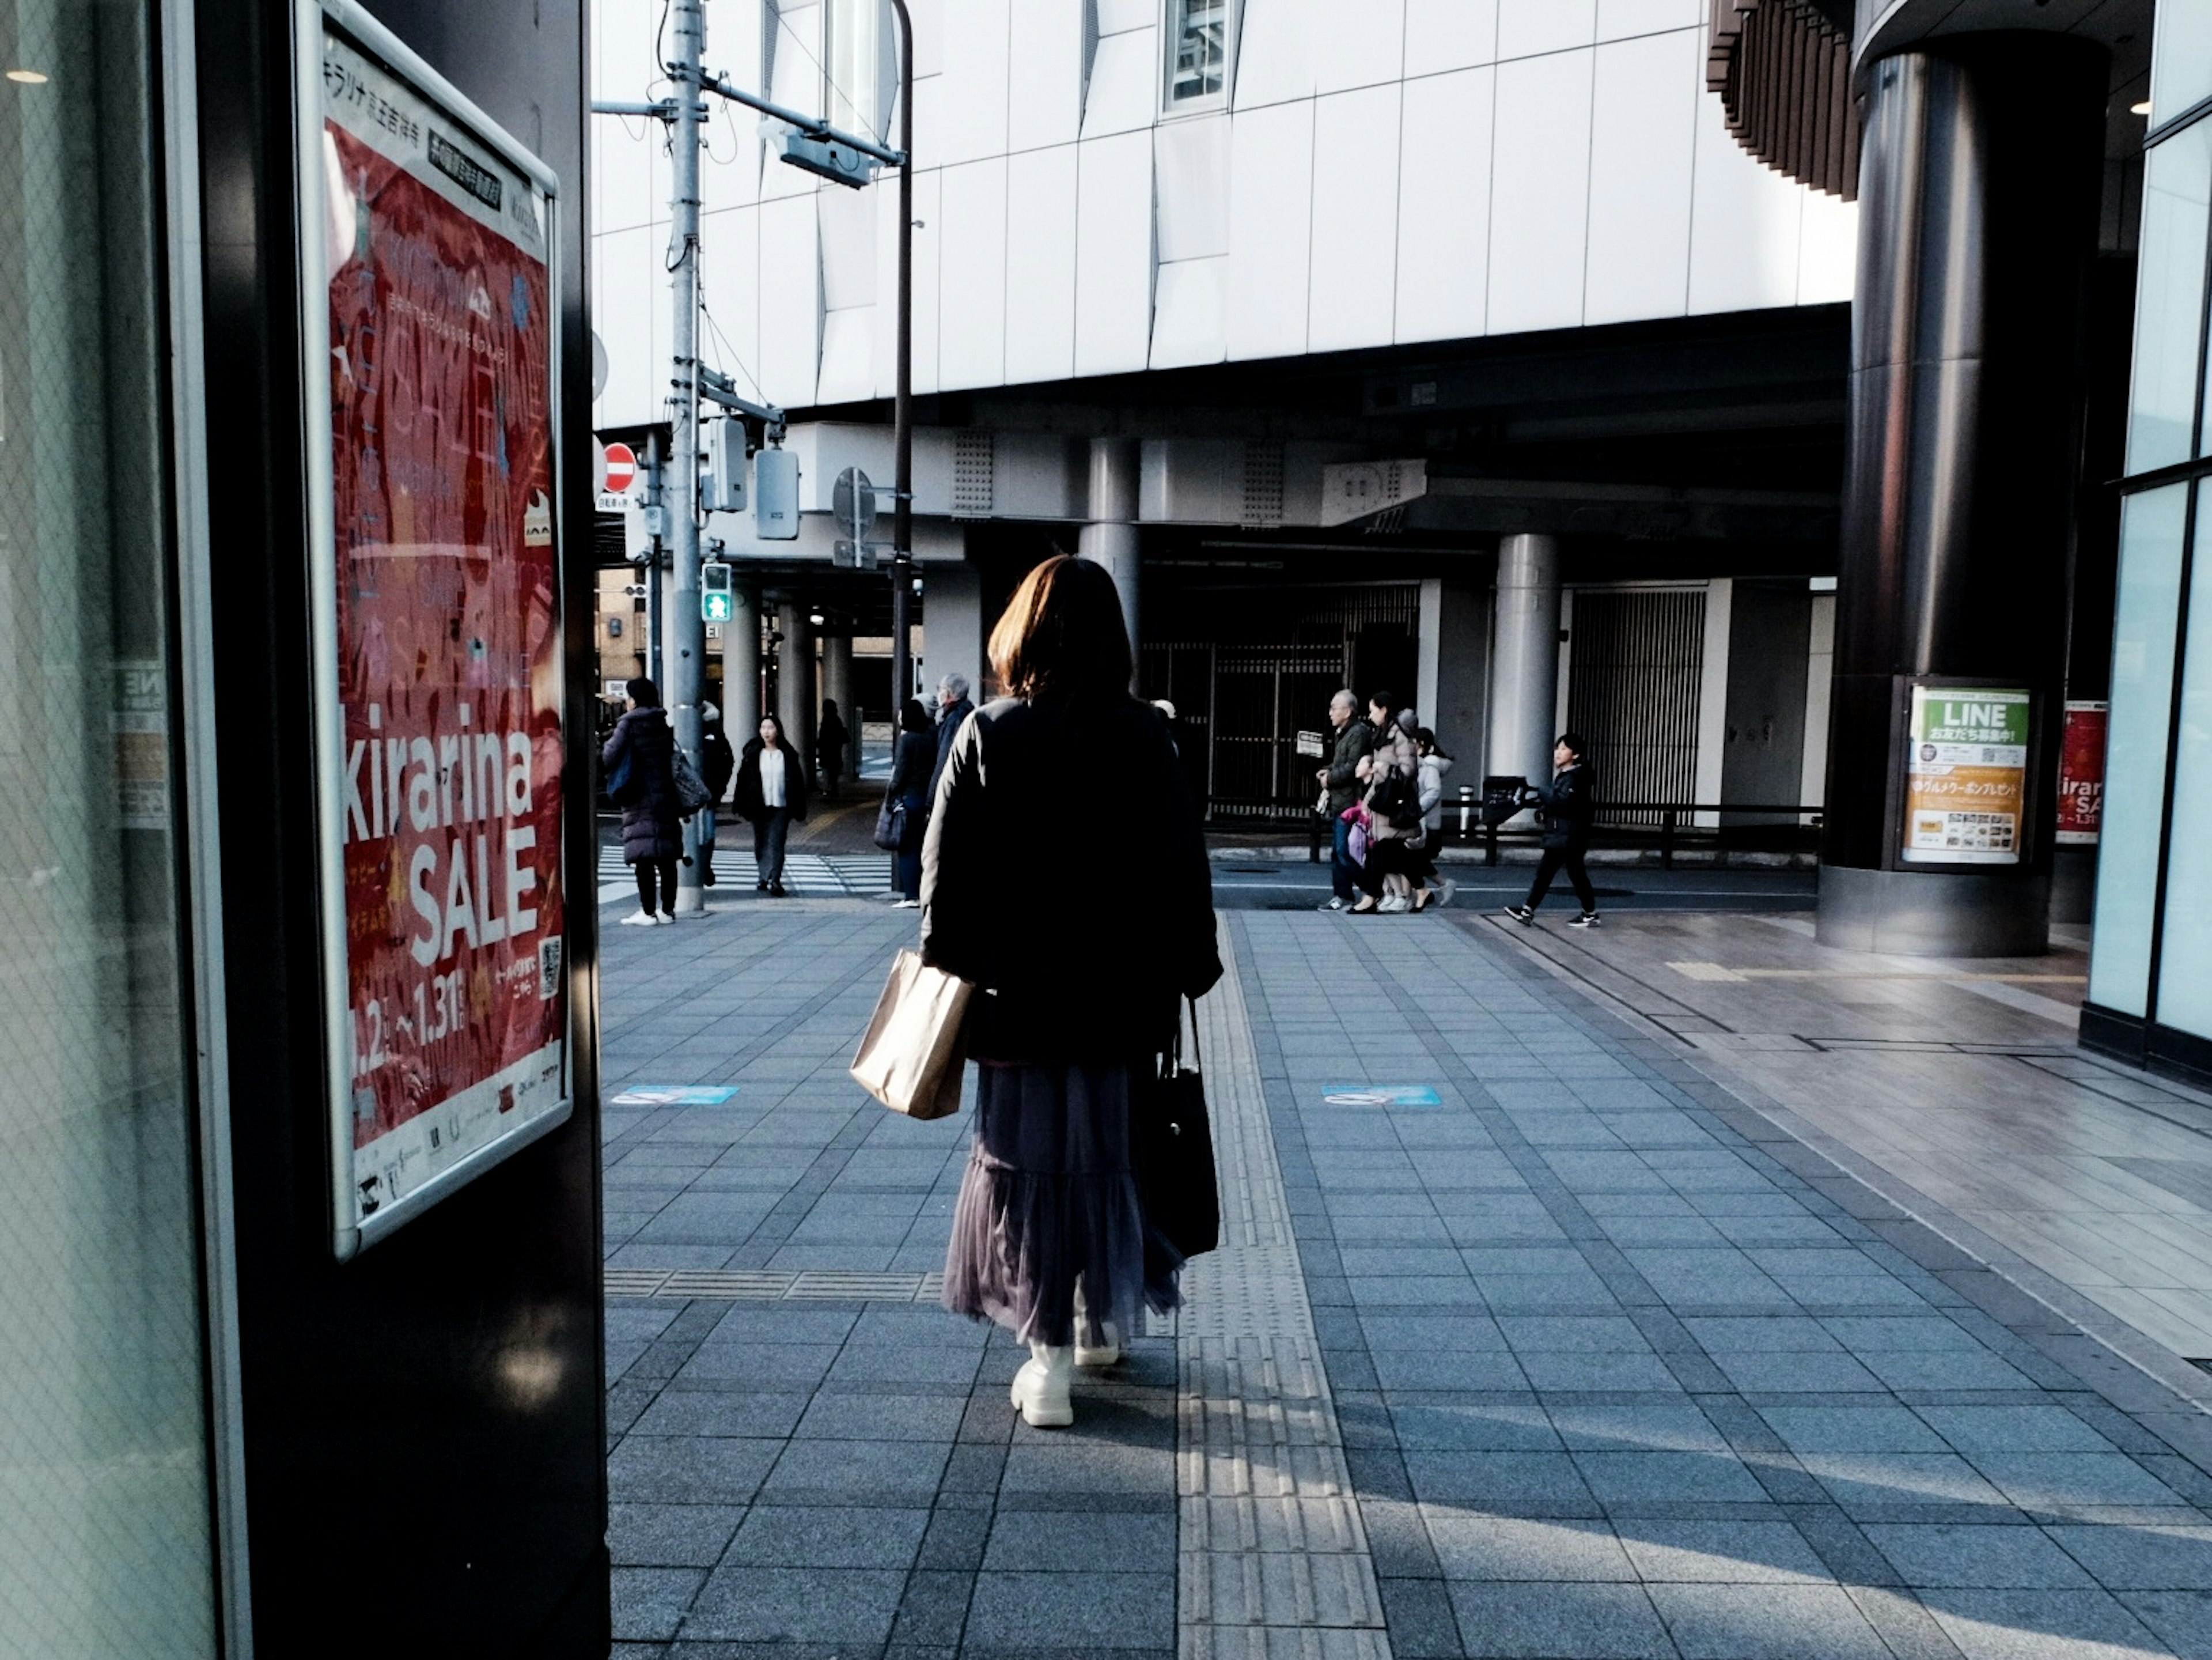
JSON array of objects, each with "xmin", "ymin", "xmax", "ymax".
[
  {"xmin": 818, "ymin": 698, "xmax": 850, "ymax": 800},
  {"xmin": 928, "ymin": 554, "xmax": 1221, "ymax": 1430},
  {"xmin": 929, "ymin": 672, "xmax": 975, "ymax": 807},
  {"xmin": 733, "ymin": 713, "xmax": 808, "ymax": 897},
  {"xmin": 1315, "ymin": 689, "xmax": 1376, "ymax": 910},
  {"xmin": 696, "ymin": 703, "xmax": 736, "ymax": 887},
  {"xmin": 1506, "ymin": 732, "xmax": 1600, "ymax": 927},
  {"xmin": 601, "ymin": 676, "xmax": 683, "ymax": 926},
  {"xmin": 887, "ymin": 698, "xmax": 935, "ymax": 906}
]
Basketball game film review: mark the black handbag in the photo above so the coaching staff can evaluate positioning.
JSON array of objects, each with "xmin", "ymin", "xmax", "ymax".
[
  {"xmin": 1136, "ymin": 999, "xmax": 1219, "ymax": 1262},
  {"xmin": 874, "ymin": 796, "xmax": 907, "ymax": 851}
]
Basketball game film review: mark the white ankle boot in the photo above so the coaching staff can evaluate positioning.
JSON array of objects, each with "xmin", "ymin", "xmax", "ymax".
[
  {"xmin": 1010, "ymin": 1341, "xmax": 1074, "ymax": 1427},
  {"xmin": 1072, "ymin": 1283, "xmax": 1122, "ymax": 1368}
]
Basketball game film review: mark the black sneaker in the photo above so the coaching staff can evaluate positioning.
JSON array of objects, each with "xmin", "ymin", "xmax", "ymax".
[
  {"xmin": 1568, "ymin": 912, "xmax": 1601, "ymax": 929},
  {"xmin": 756, "ymin": 881, "xmax": 769, "ymax": 893},
  {"xmin": 770, "ymin": 882, "xmax": 787, "ymax": 898},
  {"xmin": 1504, "ymin": 904, "xmax": 1536, "ymax": 924}
]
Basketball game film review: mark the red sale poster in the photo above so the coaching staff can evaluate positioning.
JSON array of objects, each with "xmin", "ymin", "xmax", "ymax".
[
  {"xmin": 2057, "ymin": 701, "xmax": 2108, "ymax": 846},
  {"xmin": 317, "ymin": 22, "xmax": 566, "ymax": 1240}
]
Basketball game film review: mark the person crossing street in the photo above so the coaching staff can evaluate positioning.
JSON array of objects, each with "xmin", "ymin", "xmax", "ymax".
[{"xmin": 1505, "ymin": 732, "xmax": 1600, "ymax": 928}]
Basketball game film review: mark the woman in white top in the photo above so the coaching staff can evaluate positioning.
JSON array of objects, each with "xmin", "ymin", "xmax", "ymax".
[{"xmin": 734, "ymin": 713, "xmax": 809, "ymax": 896}]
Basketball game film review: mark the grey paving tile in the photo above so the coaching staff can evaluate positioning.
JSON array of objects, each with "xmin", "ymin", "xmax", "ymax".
[
  {"xmin": 1684, "ymin": 1317, "xmax": 1842, "ymax": 1352},
  {"xmin": 1426, "ymin": 1514, "xmax": 1637, "ymax": 1580},
  {"xmin": 982, "ymin": 1509, "xmax": 1175, "ymax": 1573},
  {"xmin": 793, "ymin": 1392, "xmax": 969, "ymax": 1442},
  {"xmin": 1392, "ymin": 1394, "xmax": 1564, "ymax": 1451},
  {"xmin": 1921, "ymin": 1587, "xmax": 2174, "ymax": 1660},
  {"xmin": 681, "ymin": 1565, "xmax": 908, "ymax": 1643},
  {"xmin": 1362, "ymin": 1313, "xmax": 1514, "ymax": 1351},
  {"xmin": 608, "ymin": 1436, "xmax": 781, "ymax": 1504},
  {"xmin": 1373, "ymin": 1349, "xmax": 1533, "ymax": 1391},
  {"xmin": 1759, "ymin": 1405, "xmax": 1953, "ymax": 1455},
  {"xmin": 1516, "ymin": 1352, "xmax": 1688, "ymax": 1393},
  {"xmin": 998, "ymin": 1439, "xmax": 1175, "ymax": 1497},
  {"xmin": 1497, "ymin": 1315, "xmax": 1656, "ymax": 1352},
  {"xmin": 759, "ymin": 1438, "xmax": 953, "ymax": 1504},
  {"xmin": 1615, "ymin": 1520, "xmax": 1836, "ymax": 1584},
  {"xmin": 630, "ymin": 1389, "xmax": 811, "ymax": 1439},
  {"xmin": 2120, "ymin": 1589, "xmax": 2212, "ymax": 1658},
  {"xmin": 611, "ymin": 1567, "xmax": 705, "ymax": 1642},
  {"xmin": 962, "ymin": 1570, "xmax": 1175, "ymax": 1649},
  {"xmin": 1917, "ymin": 1406, "xmax": 2119, "ymax": 1456},
  {"xmin": 1404, "ymin": 1450, "xmax": 1596, "ymax": 1507},
  {"xmin": 1381, "ymin": 1574, "xmax": 1472, "ymax": 1657},
  {"xmin": 1798, "ymin": 1451, "xmax": 2011, "ymax": 1510},
  {"xmin": 608, "ymin": 1502, "xmax": 745, "ymax": 1568},
  {"xmin": 1968, "ymin": 1453, "xmax": 2184, "ymax": 1510},
  {"xmin": 1575, "ymin": 1450, "xmax": 1773, "ymax": 1505},
  {"xmin": 1548, "ymin": 1400, "xmax": 1734, "ymax": 1455},
  {"xmin": 1646, "ymin": 1583, "xmax": 1890, "ymax": 1659},
  {"xmin": 1863, "ymin": 1525, "xmax": 2100, "ymax": 1589},
  {"xmin": 1710, "ymin": 1351, "xmax": 1884, "ymax": 1394},
  {"xmin": 1446, "ymin": 1581, "xmax": 1675, "ymax": 1658},
  {"xmin": 723, "ymin": 1504, "xmax": 930, "ymax": 1569},
  {"xmin": 675, "ymin": 1343, "xmax": 842, "ymax": 1387},
  {"xmin": 2050, "ymin": 1525, "xmax": 2212, "ymax": 1590}
]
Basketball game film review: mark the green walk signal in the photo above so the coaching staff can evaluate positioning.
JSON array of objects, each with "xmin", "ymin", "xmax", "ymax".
[{"xmin": 700, "ymin": 560, "xmax": 733, "ymax": 623}]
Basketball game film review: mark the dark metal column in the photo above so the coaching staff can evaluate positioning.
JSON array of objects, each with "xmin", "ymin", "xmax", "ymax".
[{"xmin": 1818, "ymin": 33, "xmax": 2105, "ymax": 955}]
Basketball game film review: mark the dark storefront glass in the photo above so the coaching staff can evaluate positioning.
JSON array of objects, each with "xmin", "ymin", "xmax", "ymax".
[{"xmin": 0, "ymin": 1, "xmax": 217, "ymax": 1653}]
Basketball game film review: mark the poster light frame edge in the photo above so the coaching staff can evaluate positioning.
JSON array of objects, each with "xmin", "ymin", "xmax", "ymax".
[{"xmin": 294, "ymin": 0, "xmax": 571, "ymax": 1261}]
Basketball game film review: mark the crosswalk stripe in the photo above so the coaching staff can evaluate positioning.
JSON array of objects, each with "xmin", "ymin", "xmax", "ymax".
[{"xmin": 595, "ymin": 849, "xmax": 893, "ymax": 900}]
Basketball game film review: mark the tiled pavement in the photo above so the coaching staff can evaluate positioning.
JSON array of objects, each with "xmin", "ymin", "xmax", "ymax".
[{"xmin": 603, "ymin": 901, "xmax": 2212, "ymax": 1659}]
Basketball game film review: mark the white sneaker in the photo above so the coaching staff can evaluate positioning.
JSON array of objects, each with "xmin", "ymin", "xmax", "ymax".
[
  {"xmin": 1435, "ymin": 878, "xmax": 1457, "ymax": 909},
  {"xmin": 1378, "ymin": 894, "xmax": 1411, "ymax": 914},
  {"xmin": 892, "ymin": 898, "xmax": 921, "ymax": 909},
  {"xmin": 618, "ymin": 909, "xmax": 659, "ymax": 927},
  {"xmin": 657, "ymin": 911, "xmax": 678, "ymax": 925},
  {"xmin": 1010, "ymin": 1343, "xmax": 1074, "ymax": 1427}
]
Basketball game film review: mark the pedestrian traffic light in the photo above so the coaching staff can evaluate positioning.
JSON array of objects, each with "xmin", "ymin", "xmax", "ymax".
[{"xmin": 701, "ymin": 560, "xmax": 732, "ymax": 623}]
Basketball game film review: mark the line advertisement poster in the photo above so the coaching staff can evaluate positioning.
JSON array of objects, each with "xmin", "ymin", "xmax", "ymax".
[
  {"xmin": 320, "ymin": 22, "xmax": 566, "ymax": 1240},
  {"xmin": 1901, "ymin": 687, "xmax": 2030, "ymax": 865}
]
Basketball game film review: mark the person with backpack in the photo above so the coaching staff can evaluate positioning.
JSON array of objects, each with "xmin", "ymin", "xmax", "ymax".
[
  {"xmin": 733, "ymin": 712, "xmax": 809, "ymax": 897},
  {"xmin": 601, "ymin": 676, "xmax": 683, "ymax": 926},
  {"xmin": 1505, "ymin": 732, "xmax": 1600, "ymax": 928},
  {"xmin": 695, "ymin": 702, "xmax": 736, "ymax": 887},
  {"xmin": 1350, "ymin": 694, "xmax": 1419, "ymax": 914}
]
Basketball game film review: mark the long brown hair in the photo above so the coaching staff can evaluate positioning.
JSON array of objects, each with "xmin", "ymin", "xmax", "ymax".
[{"xmin": 986, "ymin": 555, "xmax": 1132, "ymax": 699}]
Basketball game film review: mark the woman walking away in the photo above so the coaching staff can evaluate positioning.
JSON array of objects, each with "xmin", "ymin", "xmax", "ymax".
[
  {"xmin": 1407, "ymin": 728, "xmax": 1456, "ymax": 913},
  {"xmin": 887, "ymin": 698, "xmax": 935, "ymax": 908},
  {"xmin": 734, "ymin": 712, "xmax": 809, "ymax": 897},
  {"xmin": 818, "ymin": 698, "xmax": 850, "ymax": 800},
  {"xmin": 928, "ymin": 555, "xmax": 1221, "ymax": 1428},
  {"xmin": 696, "ymin": 702, "xmax": 736, "ymax": 887},
  {"xmin": 602, "ymin": 676, "xmax": 683, "ymax": 926}
]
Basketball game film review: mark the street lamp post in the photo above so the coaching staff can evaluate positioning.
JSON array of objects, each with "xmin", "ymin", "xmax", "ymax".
[{"xmin": 889, "ymin": 0, "xmax": 915, "ymax": 716}]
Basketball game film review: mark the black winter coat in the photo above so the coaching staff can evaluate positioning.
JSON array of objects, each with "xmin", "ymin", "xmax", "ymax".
[
  {"xmin": 1529, "ymin": 764, "xmax": 1595, "ymax": 850},
  {"xmin": 603, "ymin": 707, "xmax": 682, "ymax": 862},
  {"xmin": 888, "ymin": 729, "xmax": 935, "ymax": 807},
  {"xmin": 1324, "ymin": 718, "xmax": 1376, "ymax": 814},
  {"xmin": 929, "ymin": 696, "xmax": 974, "ymax": 803},
  {"xmin": 699, "ymin": 725, "xmax": 736, "ymax": 801},
  {"xmin": 818, "ymin": 711, "xmax": 850, "ymax": 776},
  {"xmin": 921, "ymin": 691, "xmax": 1222, "ymax": 1063},
  {"xmin": 733, "ymin": 739, "xmax": 809, "ymax": 823}
]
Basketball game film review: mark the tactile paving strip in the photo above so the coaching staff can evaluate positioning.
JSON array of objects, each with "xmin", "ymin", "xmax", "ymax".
[
  {"xmin": 604, "ymin": 1268, "xmax": 947, "ymax": 1302},
  {"xmin": 1179, "ymin": 932, "xmax": 1391, "ymax": 1660}
]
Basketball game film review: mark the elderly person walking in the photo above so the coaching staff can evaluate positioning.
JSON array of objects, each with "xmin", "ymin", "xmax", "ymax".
[
  {"xmin": 929, "ymin": 671, "xmax": 975, "ymax": 804},
  {"xmin": 1315, "ymin": 689, "xmax": 1374, "ymax": 912},
  {"xmin": 927, "ymin": 555, "xmax": 1221, "ymax": 1428}
]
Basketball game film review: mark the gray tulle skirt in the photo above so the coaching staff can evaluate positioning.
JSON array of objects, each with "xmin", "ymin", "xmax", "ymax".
[{"xmin": 941, "ymin": 1058, "xmax": 1184, "ymax": 1348}]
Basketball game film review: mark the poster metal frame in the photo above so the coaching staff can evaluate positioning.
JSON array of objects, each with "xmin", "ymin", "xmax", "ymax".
[{"xmin": 293, "ymin": 0, "xmax": 570, "ymax": 1260}]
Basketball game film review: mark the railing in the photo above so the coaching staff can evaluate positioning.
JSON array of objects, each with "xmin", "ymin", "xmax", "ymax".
[{"xmin": 1306, "ymin": 790, "xmax": 1823, "ymax": 871}]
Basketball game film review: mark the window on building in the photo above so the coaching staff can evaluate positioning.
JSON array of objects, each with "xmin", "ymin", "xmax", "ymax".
[{"xmin": 1164, "ymin": 0, "xmax": 1233, "ymax": 111}]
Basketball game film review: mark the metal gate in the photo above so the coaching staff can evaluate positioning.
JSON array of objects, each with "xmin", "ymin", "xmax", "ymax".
[{"xmin": 1565, "ymin": 588, "xmax": 1706, "ymax": 825}]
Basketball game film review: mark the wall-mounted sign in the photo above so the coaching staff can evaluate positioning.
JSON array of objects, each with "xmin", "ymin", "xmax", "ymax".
[
  {"xmin": 1901, "ymin": 686, "xmax": 2029, "ymax": 865},
  {"xmin": 302, "ymin": 1, "xmax": 569, "ymax": 1257},
  {"xmin": 2056, "ymin": 700, "xmax": 2108, "ymax": 845}
]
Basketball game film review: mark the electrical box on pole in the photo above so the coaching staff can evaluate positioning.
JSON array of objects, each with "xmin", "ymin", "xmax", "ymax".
[
  {"xmin": 700, "ymin": 561, "xmax": 733, "ymax": 622},
  {"xmin": 700, "ymin": 417, "xmax": 747, "ymax": 513},
  {"xmin": 755, "ymin": 448, "xmax": 800, "ymax": 540},
  {"xmin": 779, "ymin": 131, "xmax": 874, "ymax": 188}
]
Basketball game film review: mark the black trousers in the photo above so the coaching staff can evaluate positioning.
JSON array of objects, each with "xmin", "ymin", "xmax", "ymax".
[
  {"xmin": 634, "ymin": 855, "xmax": 679, "ymax": 913},
  {"xmin": 1526, "ymin": 845, "xmax": 1595, "ymax": 913}
]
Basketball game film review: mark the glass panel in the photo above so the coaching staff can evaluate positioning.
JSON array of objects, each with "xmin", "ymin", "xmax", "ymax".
[
  {"xmin": 0, "ymin": 2, "xmax": 215, "ymax": 1656},
  {"xmin": 2157, "ymin": 491, "xmax": 2212, "ymax": 1039},
  {"xmin": 2128, "ymin": 121, "xmax": 2212, "ymax": 474},
  {"xmin": 2150, "ymin": 0, "xmax": 2212, "ymax": 134},
  {"xmin": 824, "ymin": 0, "xmax": 879, "ymax": 142},
  {"xmin": 1167, "ymin": 0, "xmax": 1230, "ymax": 105},
  {"xmin": 2090, "ymin": 485, "xmax": 2190, "ymax": 1018}
]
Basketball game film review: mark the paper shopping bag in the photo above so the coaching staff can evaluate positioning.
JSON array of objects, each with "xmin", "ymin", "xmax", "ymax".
[{"xmin": 849, "ymin": 948, "xmax": 974, "ymax": 1120}]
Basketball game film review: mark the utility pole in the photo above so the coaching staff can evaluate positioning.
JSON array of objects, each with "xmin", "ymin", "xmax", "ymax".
[
  {"xmin": 664, "ymin": 0, "xmax": 707, "ymax": 913},
  {"xmin": 890, "ymin": 0, "xmax": 915, "ymax": 712}
]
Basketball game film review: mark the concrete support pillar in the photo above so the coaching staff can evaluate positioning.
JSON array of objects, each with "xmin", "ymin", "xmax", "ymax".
[
  {"xmin": 823, "ymin": 631, "xmax": 854, "ymax": 778},
  {"xmin": 725, "ymin": 576, "xmax": 762, "ymax": 743},
  {"xmin": 776, "ymin": 602, "xmax": 815, "ymax": 777},
  {"xmin": 1818, "ymin": 35, "xmax": 2103, "ymax": 955},
  {"xmin": 923, "ymin": 559, "xmax": 985, "ymax": 706},
  {"xmin": 1080, "ymin": 436, "xmax": 1141, "ymax": 668},
  {"xmin": 1487, "ymin": 534, "xmax": 1561, "ymax": 789}
]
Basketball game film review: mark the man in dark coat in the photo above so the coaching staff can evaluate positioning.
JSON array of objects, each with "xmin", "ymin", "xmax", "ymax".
[
  {"xmin": 696, "ymin": 703, "xmax": 736, "ymax": 886},
  {"xmin": 1505, "ymin": 732, "xmax": 1599, "ymax": 928},
  {"xmin": 1315, "ymin": 689, "xmax": 1374, "ymax": 911},
  {"xmin": 601, "ymin": 676, "xmax": 683, "ymax": 924},
  {"xmin": 929, "ymin": 672, "xmax": 975, "ymax": 808}
]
